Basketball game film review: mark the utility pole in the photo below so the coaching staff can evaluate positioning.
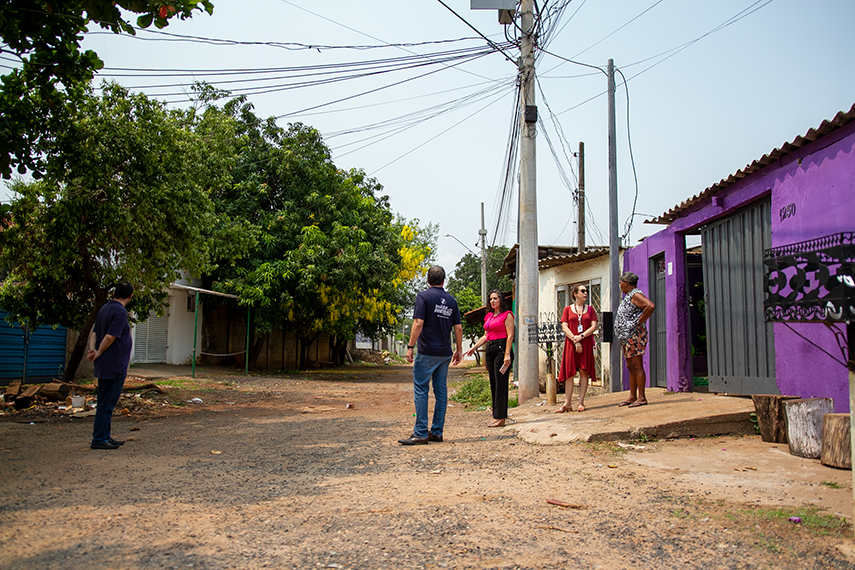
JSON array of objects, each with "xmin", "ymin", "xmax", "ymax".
[
  {"xmin": 479, "ymin": 202, "xmax": 488, "ymax": 305},
  {"xmin": 517, "ymin": 0, "xmax": 539, "ymax": 403},
  {"xmin": 608, "ymin": 58, "xmax": 621, "ymax": 393},
  {"xmin": 577, "ymin": 141, "xmax": 585, "ymax": 254}
]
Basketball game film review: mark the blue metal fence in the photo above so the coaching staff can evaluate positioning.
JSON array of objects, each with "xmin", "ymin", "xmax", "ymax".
[{"xmin": 0, "ymin": 311, "xmax": 67, "ymax": 383}]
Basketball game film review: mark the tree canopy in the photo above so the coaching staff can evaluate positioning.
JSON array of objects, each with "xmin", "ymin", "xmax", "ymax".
[
  {"xmin": 201, "ymin": 95, "xmax": 435, "ymax": 368},
  {"xmin": 445, "ymin": 246, "xmax": 513, "ymax": 300},
  {"xmin": 0, "ymin": 82, "xmax": 240, "ymax": 381},
  {"xmin": 0, "ymin": 1, "xmax": 214, "ymax": 179}
]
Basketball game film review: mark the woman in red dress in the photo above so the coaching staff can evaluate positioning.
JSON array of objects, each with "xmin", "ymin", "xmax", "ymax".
[{"xmin": 556, "ymin": 284, "xmax": 598, "ymax": 412}]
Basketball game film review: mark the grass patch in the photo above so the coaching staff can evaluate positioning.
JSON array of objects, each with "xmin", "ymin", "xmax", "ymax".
[
  {"xmin": 741, "ymin": 506, "xmax": 848, "ymax": 537},
  {"xmin": 586, "ymin": 441, "xmax": 627, "ymax": 455},
  {"xmin": 820, "ymin": 480, "xmax": 843, "ymax": 489},
  {"xmin": 451, "ymin": 375, "xmax": 491, "ymax": 410},
  {"xmin": 672, "ymin": 508, "xmax": 690, "ymax": 519},
  {"xmin": 155, "ymin": 379, "xmax": 193, "ymax": 388},
  {"xmin": 634, "ymin": 433, "xmax": 657, "ymax": 444},
  {"xmin": 450, "ymin": 375, "xmax": 519, "ymax": 411}
]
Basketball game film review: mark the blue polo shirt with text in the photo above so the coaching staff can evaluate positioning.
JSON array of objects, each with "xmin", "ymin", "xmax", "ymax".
[{"xmin": 412, "ymin": 286, "xmax": 460, "ymax": 357}]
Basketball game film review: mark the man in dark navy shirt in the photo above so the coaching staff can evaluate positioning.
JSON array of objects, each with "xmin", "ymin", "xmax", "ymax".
[
  {"xmin": 399, "ymin": 266, "xmax": 463, "ymax": 445},
  {"xmin": 86, "ymin": 281, "xmax": 134, "ymax": 450}
]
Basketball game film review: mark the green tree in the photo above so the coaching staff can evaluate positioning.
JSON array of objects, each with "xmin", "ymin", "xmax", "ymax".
[
  {"xmin": 445, "ymin": 246, "xmax": 513, "ymax": 299},
  {"xmin": 203, "ymin": 96, "xmax": 432, "ymax": 369},
  {"xmin": 0, "ymin": 1, "xmax": 214, "ymax": 179},
  {"xmin": 0, "ymin": 83, "xmax": 238, "ymax": 382},
  {"xmin": 454, "ymin": 285, "xmax": 485, "ymax": 365}
]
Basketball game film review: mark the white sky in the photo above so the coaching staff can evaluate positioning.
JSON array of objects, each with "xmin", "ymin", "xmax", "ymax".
[{"xmin": 4, "ymin": 0, "xmax": 855, "ymax": 274}]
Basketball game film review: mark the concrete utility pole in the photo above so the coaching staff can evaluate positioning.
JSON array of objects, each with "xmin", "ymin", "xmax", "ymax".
[
  {"xmin": 479, "ymin": 202, "xmax": 488, "ymax": 306},
  {"xmin": 517, "ymin": 0, "xmax": 539, "ymax": 403},
  {"xmin": 608, "ymin": 59, "xmax": 622, "ymax": 393},
  {"xmin": 577, "ymin": 141, "xmax": 585, "ymax": 254}
]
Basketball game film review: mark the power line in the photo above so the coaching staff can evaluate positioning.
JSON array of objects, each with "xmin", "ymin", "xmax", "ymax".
[
  {"xmin": 367, "ymin": 88, "xmax": 510, "ymax": 176},
  {"xmin": 435, "ymin": 0, "xmax": 518, "ymax": 65},
  {"xmin": 616, "ymin": 68, "xmax": 640, "ymax": 245},
  {"xmin": 91, "ymin": 47, "xmax": 501, "ymax": 99},
  {"xmin": 569, "ymin": 0, "xmax": 664, "ymax": 61},
  {"xmin": 489, "ymin": 88, "xmax": 521, "ymax": 247},
  {"xmin": 92, "ymin": 43, "xmax": 511, "ymax": 79},
  {"xmin": 277, "ymin": 0, "xmax": 501, "ymax": 82},
  {"xmin": 539, "ymin": 0, "xmax": 774, "ymax": 116},
  {"xmin": 270, "ymin": 49, "xmax": 499, "ymax": 120},
  {"xmin": 87, "ymin": 29, "xmax": 487, "ymax": 51},
  {"xmin": 329, "ymin": 80, "xmax": 513, "ymax": 159}
]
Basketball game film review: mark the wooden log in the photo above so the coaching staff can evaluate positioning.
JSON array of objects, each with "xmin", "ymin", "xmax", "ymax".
[
  {"xmin": 821, "ymin": 413, "xmax": 852, "ymax": 469},
  {"xmin": 4, "ymin": 381, "xmax": 22, "ymax": 401},
  {"xmin": 784, "ymin": 397, "xmax": 834, "ymax": 459},
  {"xmin": 118, "ymin": 382, "xmax": 166, "ymax": 394},
  {"xmin": 751, "ymin": 394, "xmax": 800, "ymax": 443},
  {"xmin": 14, "ymin": 385, "xmax": 41, "ymax": 410},
  {"xmin": 546, "ymin": 373, "xmax": 557, "ymax": 405},
  {"xmin": 39, "ymin": 382, "xmax": 71, "ymax": 401}
]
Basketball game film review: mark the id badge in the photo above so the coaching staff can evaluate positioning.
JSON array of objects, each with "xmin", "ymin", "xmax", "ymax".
[{"xmin": 577, "ymin": 322, "xmax": 583, "ymax": 333}]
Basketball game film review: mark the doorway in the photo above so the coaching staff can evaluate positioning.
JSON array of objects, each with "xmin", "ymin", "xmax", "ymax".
[{"xmin": 648, "ymin": 255, "xmax": 667, "ymax": 387}]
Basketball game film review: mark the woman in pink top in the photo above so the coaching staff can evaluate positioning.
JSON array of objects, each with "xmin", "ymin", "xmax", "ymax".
[{"xmin": 465, "ymin": 289, "xmax": 515, "ymax": 427}]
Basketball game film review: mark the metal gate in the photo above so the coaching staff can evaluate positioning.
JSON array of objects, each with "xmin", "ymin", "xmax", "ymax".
[
  {"xmin": 701, "ymin": 200, "xmax": 776, "ymax": 394},
  {"xmin": 649, "ymin": 255, "xmax": 667, "ymax": 387},
  {"xmin": 0, "ymin": 311, "xmax": 67, "ymax": 383},
  {"xmin": 132, "ymin": 311, "xmax": 168, "ymax": 364}
]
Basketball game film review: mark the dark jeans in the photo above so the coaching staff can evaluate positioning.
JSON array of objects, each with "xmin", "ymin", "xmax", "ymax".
[
  {"xmin": 92, "ymin": 372, "xmax": 127, "ymax": 444},
  {"xmin": 485, "ymin": 340, "xmax": 513, "ymax": 420}
]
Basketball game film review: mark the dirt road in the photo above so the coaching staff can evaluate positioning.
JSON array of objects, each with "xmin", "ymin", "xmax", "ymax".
[{"xmin": 0, "ymin": 365, "xmax": 853, "ymax": 569}]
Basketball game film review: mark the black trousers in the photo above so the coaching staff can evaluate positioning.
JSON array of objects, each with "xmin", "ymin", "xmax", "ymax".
[{"xmin": 485, "ymin": 340, "xmax": 514, "ymax": 420}]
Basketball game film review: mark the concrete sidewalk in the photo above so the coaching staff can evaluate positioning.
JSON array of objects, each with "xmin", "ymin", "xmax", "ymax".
[{"xmin": 508, "ymin": 387, "xmax": 756, "ymax": 444}]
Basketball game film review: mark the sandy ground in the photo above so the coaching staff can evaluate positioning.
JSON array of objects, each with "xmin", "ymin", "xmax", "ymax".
[{"xmin": 1, "ymin": 364, "xmax": 854, "ymax": 569}]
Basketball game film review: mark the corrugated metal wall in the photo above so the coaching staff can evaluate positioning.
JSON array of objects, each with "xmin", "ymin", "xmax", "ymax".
[
  {"xmin": 0, "ymin": 311, "xmax": 68, "ymax": 383},
  {"xmin": 702, "ymin": 199, "xmax": 777, "ymax": 394}
]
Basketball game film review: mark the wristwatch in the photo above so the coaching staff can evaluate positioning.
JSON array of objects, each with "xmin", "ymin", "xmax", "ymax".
[{"xmin": 407, "ymin": 345, "xmax": 414, "ymax": 349}]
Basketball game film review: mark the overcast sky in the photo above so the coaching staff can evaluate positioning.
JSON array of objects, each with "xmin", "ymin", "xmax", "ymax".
[{"xmin": 4, "ymin": 0, "xmax": 855, "ymax": 274}]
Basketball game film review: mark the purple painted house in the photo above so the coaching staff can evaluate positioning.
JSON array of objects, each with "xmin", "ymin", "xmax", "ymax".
[{"xmin": 623, "ymin": 103, "xmax": 855, "ymax": 412}]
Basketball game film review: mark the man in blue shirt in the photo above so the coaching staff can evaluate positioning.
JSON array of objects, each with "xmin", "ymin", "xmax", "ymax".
[
  {"xmin": 399, "ymin": 266, "xmax": 463, "ymax": 445},
  {"xmin": 86, "ymin": 281, "xmax": 134, "ymax": 450}
]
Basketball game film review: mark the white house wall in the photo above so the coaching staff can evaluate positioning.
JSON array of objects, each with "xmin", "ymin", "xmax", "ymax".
[{"xmin": 166, "ymin": 289, "xmax": 203, "ymax": 365}]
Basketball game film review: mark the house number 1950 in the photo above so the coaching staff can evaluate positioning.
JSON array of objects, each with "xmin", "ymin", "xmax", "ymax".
[{"xmin": 779, "ymin": 202, "xmax": 796, "ymax": 222}]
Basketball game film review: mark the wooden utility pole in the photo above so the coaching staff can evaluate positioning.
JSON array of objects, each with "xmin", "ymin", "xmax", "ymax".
[{"xmin": 577, "ymin": 141, "xmax": 585, "ymax": 253}]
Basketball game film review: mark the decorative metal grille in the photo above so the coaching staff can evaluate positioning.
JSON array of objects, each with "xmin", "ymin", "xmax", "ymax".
[
  {"xmin": 527, "ymin": 322, "xmax": 563, "ymax": 344},
  {"xmin": 764, "ymin": 232, "xmax": 855, "ymax": 322}
]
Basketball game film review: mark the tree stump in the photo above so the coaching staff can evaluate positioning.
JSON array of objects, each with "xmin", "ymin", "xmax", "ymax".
[
  {"xmin": 820, "ymin": 413, "xmax": 851, "ymax": 469},
  {"xmin": 751, "ymin": 395, "xmax": 800, "ymax": 443},
  {"xmin": 784, "ymin": 397, "xmax": 834, "ymax": 459},
  {"xmin": 39, "ymin": 382, "xmax": 71, "ymax": 401}
]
